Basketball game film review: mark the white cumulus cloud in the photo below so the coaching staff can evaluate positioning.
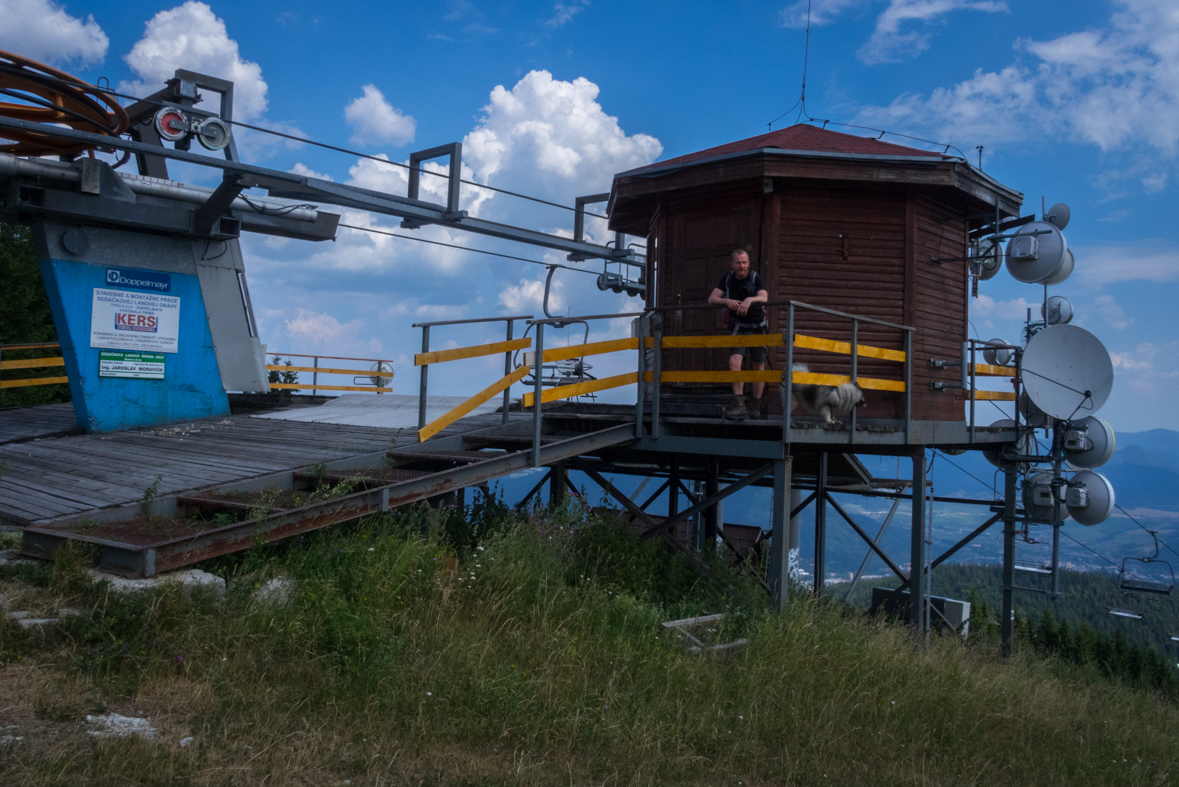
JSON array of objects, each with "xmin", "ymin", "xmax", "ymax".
[
  {"xmin": 462, "ymin": 70, "xmax": 662, "ymax": 215},
  {"xmin": 284, "ymin": 309, "xmax": 382, "ymax": 354},
  {"xmin": 120, "ymin": 1, "xmax": 268, "ymax": 121},
  {"xmin": 499, "ymin": 278, "xmax": 564, "ymax": 314},
  {"xmin": 780, "ymin": 0, "xmax": 867, "ymax": 29},
  {"xmin": 344, "ymin": 85, "xmax": 416, "ymax": 147},
  {"xmin": 856, "ymin": 0, "xmax": 1179, "ymax": 178},
  {"xmin": 859, "ymin": 1, "xmax": 1008, "ymax": 64},
  {"xmin": 0, "ymin": 0, "xmax": 108, "ymax": 67}
]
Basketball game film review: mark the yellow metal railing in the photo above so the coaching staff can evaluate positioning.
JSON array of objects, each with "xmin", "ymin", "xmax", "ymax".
[
  {"xmin": 266, "ymin": 352, "xmax": 395, "ymax": 394},
  {"xmin": 0, "ymin": 342, "xmax": 67, "ymax": 390},
  {"xmin": 413, "ymin": 315, "xmax": 534, "ymax": 442},
  {"xmin": 520, "ymin": 331, "xmax": 908, "ymax": 408}
]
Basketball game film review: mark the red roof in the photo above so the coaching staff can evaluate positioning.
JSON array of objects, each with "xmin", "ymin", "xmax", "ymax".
[{"xmin": 620, "ymin": 123, "xmax": 952, "ymax": 176}]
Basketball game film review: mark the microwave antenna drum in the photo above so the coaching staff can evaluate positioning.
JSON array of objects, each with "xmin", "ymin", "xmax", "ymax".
[
  {"xmin": 1043, "ymin": 247, "xmax": 1074, "ymax": 286},
  {"xmin": 1063, "ymin": 416, "xmax": 1116, "ymax": 469},
  {"xmin": 1005, "ymin": 221, "xmax": 1069, "ymax": 283},
  {"xmin": 982, "ymin": 339, "xmax": 1015, "ymax": 367},
  {"xmin": 976, "ymin": 237, "xmax": 1003, "ymax": 280},
  {"xmin": 1021, "ymin": 325, "xmax": 1114, "ymax": 419},
  {"xmin": 369, "ymin": 362, "xmax": 393, "ymax": 388},
  {"xmin": 1066, "ymin": 470, "xmax": 1115, "ymax": 526},
  {"xmin": 1042, "ymin": 295, "xmax": 1074, "ymax": 325},
  {"xmin": 1023, "ymin": 471, "xmax": 1065, "ymax": 521}
]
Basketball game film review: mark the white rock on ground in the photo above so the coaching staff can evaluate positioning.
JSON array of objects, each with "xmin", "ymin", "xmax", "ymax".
[
  {"xmin": 17, "ymin": 617, "xmax": 59, "ymax": 630},
  {"xmin": 252, "ymin": 576, "xmax": 296, "ymax": 607},
  {"xmin": 88, "ymin": 568, "xmax": 225, "ymax": 599},
  {"xmin": 0, "ymin": 550, "xmax": 37, "ymax": 567},
  {"xmin": 86, "ymin": 713, "xmax": 158, "ymax": 740}
]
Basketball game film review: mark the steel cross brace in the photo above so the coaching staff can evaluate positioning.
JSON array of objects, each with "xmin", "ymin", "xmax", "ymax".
[
  {"xmin": 569, "ymin": 458, "xmax": 725, "ymax": 582},
  {"xmin": 637, "ymin": 462, "xmax": 775, "ymax": 541},
  {"xmin": 892, "ymin": 512, "xmax": 1002, "ymax": 594},
  {"xmin": 824, "ymin": 492, "xmax": 909, "ymax": 583}
]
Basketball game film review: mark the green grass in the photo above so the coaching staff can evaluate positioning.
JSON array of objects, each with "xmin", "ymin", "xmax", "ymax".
[{"xmin": 1, "ymin": 502, "xmax": 1178, "ymax": 785}]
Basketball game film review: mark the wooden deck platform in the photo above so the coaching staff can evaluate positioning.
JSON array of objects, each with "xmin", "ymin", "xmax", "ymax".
[
  {"xmin": 0, "ymin": 408, "xmax": 516, "ymax": 527},
  {"xmin": 0, "ymin": 402, "xmax": 82, "ymax": 446}
]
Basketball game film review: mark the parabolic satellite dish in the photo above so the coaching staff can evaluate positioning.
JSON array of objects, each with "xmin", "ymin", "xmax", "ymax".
[
  {"xmin": 1041, "ymin": 295, "xmax": 1074, "ymax": 325},
  {"xmin": 1043, "ymin": 247, "xmax": 1074, "ymax": 286},
  {"xmin": 1045, "ymin": 203, "xmax": 1071, "ymax": 231},
  {"xmin": 1063, "ymin": 416, "xmax": 1116, "ymax": 469},
  {"xmin": 1021, "ymin": 325, "xmax": 1114, "ymax": 420},
  {"xmin": 1066, "ymin": 471, "xmax": 1116, "ymax": 526},
  {"xmin": 983, "ymin": 419, "xmax": 1037, "ymax": 467}
]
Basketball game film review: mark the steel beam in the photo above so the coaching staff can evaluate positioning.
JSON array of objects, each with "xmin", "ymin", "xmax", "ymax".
[
  {"xmin": 0, "ymin": 117, "xmax": 637, "ymax": 263},
  {"xmin": 814, "ymin": 453, "xmax": 828, "ymax": 596},
  {"xmin": 1001, "ymin": 468, "xmax": 1017, "ymax": 657},
  {"xmin": 768, "ymin": 458, "xmax": 794, "ymax": 610},
  {"xmin": 910, "ymin": 450, "xmax": 928, "ymax": 628}
]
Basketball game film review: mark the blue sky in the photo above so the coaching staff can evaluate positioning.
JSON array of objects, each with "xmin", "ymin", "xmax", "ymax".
[{"xmin": 3, "ymin": 0, "xmax": 1178, "ymax": 432}]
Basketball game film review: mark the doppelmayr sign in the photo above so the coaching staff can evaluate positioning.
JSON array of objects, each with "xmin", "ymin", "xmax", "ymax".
[{"xmin": 105, "ymin": 267, "xmax": 171, "ymax": 293}]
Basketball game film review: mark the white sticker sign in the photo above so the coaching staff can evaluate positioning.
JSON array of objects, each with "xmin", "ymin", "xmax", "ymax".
[{"xmin": 89, "ymin": 287, "xmax": 181, "ymax": 354}]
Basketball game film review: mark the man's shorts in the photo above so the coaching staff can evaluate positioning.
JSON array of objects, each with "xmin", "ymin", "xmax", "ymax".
[{"xmin": 730, "ymin": 323, "xmax": 767, "ymax": 364}]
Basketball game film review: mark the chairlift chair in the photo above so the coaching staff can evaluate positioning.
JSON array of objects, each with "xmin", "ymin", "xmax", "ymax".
[{"xmin": 1118, "ymin": 531, "xmax": 1174, "ymax": 596}]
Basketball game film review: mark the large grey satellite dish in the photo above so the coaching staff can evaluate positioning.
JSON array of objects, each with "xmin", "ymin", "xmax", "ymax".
[
  {"xmin": 1021, "ymin": 325, "xmax": 1114, "ymax": 419},
  {"xmin": 1045, "ymin": 202, "xmax": 1070, "ymax": 231},
  {"xmin": 1064, "ymin": 416, "xmax": 1116, "ymax": 469},
  {"xmin": 1043, "ymin": 247, "xmax": 1074, "ymax": 286},
  {"xmin": 1042, "ymin": 295, "xmax": 1074, "ymax": 325},
  {"xmin": 1066, "ymin": 470, "xmax": 1115, "ymax": 525},
  {"xmin": 1018, "ymin": 390, "xmax": 1051, "ymax": 428},
  {"xmin": 1005, "ymin": 221, "xmax": 1069, "ymax": 283}
]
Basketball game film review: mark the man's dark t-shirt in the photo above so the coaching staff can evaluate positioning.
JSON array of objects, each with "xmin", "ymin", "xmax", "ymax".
[{"xmin": 717, "ymin": 270, "xmax": 767, "ymax": 326}]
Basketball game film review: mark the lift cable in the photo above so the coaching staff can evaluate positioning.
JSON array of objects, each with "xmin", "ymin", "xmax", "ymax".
[
  {"xmin": 337, "ymin": 222, "xmax": 600, "ymax": 277},
  {"xmin": 930, "ymin": 449, "xmax": 998, "ymax": 498},
  {"xmin": 31, "ymin": 77, "xmax": 619, "ymax": 223},
  {"xmin": 1116, "ymin": 504, "xmax": 1179, "ymax": 562}
]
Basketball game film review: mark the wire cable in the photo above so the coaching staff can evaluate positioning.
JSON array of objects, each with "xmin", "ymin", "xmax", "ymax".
[
  {"xmin": 34, "ymin": 76, "xmax": 613, "ymax": 220},
  {"xmin": 931, "ymin": 449, "xmax": 998, "ymax": 497},
  {"xmin": 1115, "ymin": 504, "xmax": 1179, "ymax": 561},
  {"xmin": 1059, "ymin": 529, "xmax": 1147, "ymax": 580},
  {"xmin": 337, "ymin": 221, "xmax": 600, "ymax": 276}
]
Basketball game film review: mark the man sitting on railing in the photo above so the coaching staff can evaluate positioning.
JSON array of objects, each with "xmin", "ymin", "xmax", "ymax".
[{"xmin": 708, "ymin": 249, "xmax": 769, "ymax": 420}]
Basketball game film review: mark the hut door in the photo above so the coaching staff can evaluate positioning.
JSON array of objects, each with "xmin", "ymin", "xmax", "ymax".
[{"xmin": 664, "ymin": 200, "xmax": 762, "ymax": 375}]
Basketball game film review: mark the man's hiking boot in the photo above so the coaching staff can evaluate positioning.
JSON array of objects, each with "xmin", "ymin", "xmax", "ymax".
[
  {"xmin": 722, "ymin": 395, "xmax": 748, "ymax": 420},
  {"xmin": 750, "ymin": 396, "xmax": 766, "ymax": 418}
]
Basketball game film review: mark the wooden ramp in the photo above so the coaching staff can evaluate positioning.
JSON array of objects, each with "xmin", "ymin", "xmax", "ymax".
[{"xmin": 0, "ymin": 409, "xmax": 510, "ymax": 528}]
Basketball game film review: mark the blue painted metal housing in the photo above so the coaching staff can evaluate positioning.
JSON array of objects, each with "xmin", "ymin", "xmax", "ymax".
[{"xmin": 40, "ymin": 257, "xmax": 229, "ymax": 432}]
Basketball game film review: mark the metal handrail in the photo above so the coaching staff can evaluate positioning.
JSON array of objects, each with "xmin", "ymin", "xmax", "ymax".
[
  {"xmin": 266, "ymin": 351, "xmax": 395, "ymax": 396},
  {"xmin": 412, "ymin": 314, "xmax": 532, "ymax": 328},
  {"xmin": 652, "ymin": 299, "xmax": 914, "ymax": 333},
  {"xmin": 417, "ymin": 315, "xmax": 534, "ymax": 431}
]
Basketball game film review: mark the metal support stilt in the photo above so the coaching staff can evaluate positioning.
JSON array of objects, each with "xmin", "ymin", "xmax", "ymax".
[
  {"xmin": 788, "ymin": 487, "xmax": 801, "ymax": 589},
  {"xmin": 768, "ymin": 457, "xmax": 794, "ymax": 610},
  {"xmin": 814, "ymin": 452, "xmax": 828, "ymax": 596},
  {"xmin": 549, "ymin": 461, "xmax": 566, "ymax": 509},
  {"xmin": 910, "ymin": 449, "xmax": 927, "ymax": 628},
  {"xmin": 1001, "ymin": 467, "xmax": 1018, "ymax": 657},
  {"xmin": 704, "ymin": 460, "xmax": 719, "ymax": 555}
]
